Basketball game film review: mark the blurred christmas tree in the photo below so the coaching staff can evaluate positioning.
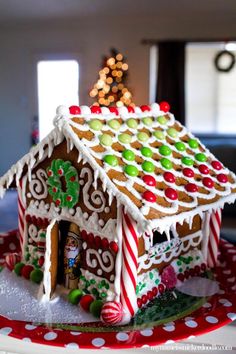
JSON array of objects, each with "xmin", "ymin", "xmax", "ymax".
[{"xmin": 89, "ymin": 48, "xmax": 134, "ymax": 107}]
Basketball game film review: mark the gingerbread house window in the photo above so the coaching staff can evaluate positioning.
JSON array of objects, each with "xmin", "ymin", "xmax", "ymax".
[{"xmin": 152, "ymin": 229, "xmax": 175, "ymax": 247}]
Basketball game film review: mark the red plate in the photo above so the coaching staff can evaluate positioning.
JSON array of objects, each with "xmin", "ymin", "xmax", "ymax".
[{"xmin": 0, "ymin": 231, "xmax": 236, "ymax": 349}]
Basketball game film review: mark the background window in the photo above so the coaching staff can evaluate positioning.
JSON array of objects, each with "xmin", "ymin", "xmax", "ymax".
[{"xmin": 37, "ymin": 60, "xmax": 79, "ymax": 140}]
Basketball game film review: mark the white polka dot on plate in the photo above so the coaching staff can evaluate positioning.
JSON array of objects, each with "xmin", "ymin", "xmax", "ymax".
[
  {"xmin": 140, "ymin": 329, "xmax": 153, "ymax": 337},
  {"xmin": 219, "ymin": 299, "xmax": 232, "ymax": 307},
  {"xmin": 0, "ymin": 327, "xmax": 12, "ymax": 335},
  {"xmin": 92, "ymin": 338, "xmax": 105, "ymax": 347},
  {"xmin": 163, "ymin": 323, "xmax": 175, "ymax": 332},
  {"xmin": 70, "ymin": 331, "xmax": 81, "ymax": 336},
  {"xmin": 141, "ymin": 344, "xmax": 150, "ymax": 348},
  {"xmin": 9, "ymin": 243, "xmax": 16, "ymax": 251},
  {"xmin": 202, "ymin": 302, "xmax": 211, "ymax": 308},
  {"xmin": 228, "ymin": 249, "xmax": 236, "ymax": 254},
  {"xmin": 188, "ymin": 335, "xmax": 196, "ymax": 339},
  {"xmin": 165, "ymin": 340, "xmax": 175, "ymax": 344},
  {"xmin": 44, "ymin": 332, "xmax": 58, "ymax": 341},
  {"xmin": 65, "ymin": 343, "xmax": 79, "ymax": 349},
  {"xmin": 205, "ymin": 316, "xmax": 218, "ymax": 324},
  {"xmin": 223, "ymin": 270, "xmax": 231, "ymax": 275},
  {"xmin": 227, "ymin": 277, "xmax": 236, "ymax": 283},
  {"xmin": 185, "ymin": 320, "xmax": 198, "ymax": 328},
  {"xmin": 116, "ymin": 332, "xmax": 129, "ymax": 341},
  {"xmin": 227, "ymin": 313, "xmax": 236, "ymax": 321},
  {"xmin": 22, "ymin": 338, "xmax": 31, "ymax": 342},
  {"xmin": 25, "ymin": 324, "xmax": 37, "ymax": 330}
]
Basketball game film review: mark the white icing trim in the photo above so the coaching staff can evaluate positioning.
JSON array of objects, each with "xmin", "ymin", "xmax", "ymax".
[
  {"xmin": 29, "ymin": 168, "xmax": 48, "ymax": 200},
  {"xmin": 86, "ymin": 249, "xmax": 114, "ymax": 273},
  {"xmin": 43, "ymin": 219, "xmax": 57, "ymax": 301}
]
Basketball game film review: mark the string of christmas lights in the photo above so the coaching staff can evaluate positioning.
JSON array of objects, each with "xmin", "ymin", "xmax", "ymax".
[{"xmin": 89, "ymin": 49, "xmax": 134, "ymax": 107}]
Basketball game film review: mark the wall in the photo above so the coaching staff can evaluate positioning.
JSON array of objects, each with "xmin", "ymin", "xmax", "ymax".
[{"xmin": 1, "ymin": 14, "xmax": 236, "ymax": 175}]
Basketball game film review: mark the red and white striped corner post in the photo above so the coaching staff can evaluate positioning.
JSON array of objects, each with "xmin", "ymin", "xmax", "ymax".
[
  {"xmin": 18, "ymin": 179, "xmax": 26, "ymax": 255},
  {"xmin": 120, "ymin": 209, "xmax": 139, "ymax": 323},
  {"xmin": 207, "ymin": 208, "xmax": 222, "ymax": 268}
]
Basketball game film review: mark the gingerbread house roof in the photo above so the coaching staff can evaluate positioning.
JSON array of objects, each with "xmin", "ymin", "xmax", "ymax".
[{"xmin": 0, "ymin": 103, "xmax": 236, "ymax": 232}]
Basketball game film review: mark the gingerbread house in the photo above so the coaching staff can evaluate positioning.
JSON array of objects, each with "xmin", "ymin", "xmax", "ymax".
[{"xmin": 0, "ymin": 103, "xmax": 236, "ymax": 323}]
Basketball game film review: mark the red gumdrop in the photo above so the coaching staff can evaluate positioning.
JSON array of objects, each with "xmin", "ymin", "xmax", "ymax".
[
  {"xmin": 152, "ymin": 287, "xmax": 158, "ymax": 297},
  {"xmin": 109, "ymin": 107, "xmax": 119, "ymax": 115},
  {"xmin": 164, "ymin": 172, "xmax": 176, "ymax": 183},
  {"xmin": 217, "ymin": 173, "xmax": 228, "ymax": 183},
  {"xmin": 81, "ymin": 230, "xmax": 87, "ymax": 240},
  {"xmin": 127, "ymin": 106, "xmax": 135, "ymax": 113},
  {"xmin": 21, "ymin": 265, "xmax": 34, "ymax": 279},
  {"xmin": 26, "ymin": 215, "xmax": 31, "ymax": 223},
  {"xmin": 143, "ymin": 190, "xmax": 157, "ymax": 203},
  {"xmin": 211, "ymin": 160, "xmax": 222, "ymax": 170},
  {"xmin": 110, "ymin": 241, "xmax": 119, "ymax": 253},
  {"xmin": 189, "ymin": 268, "xmax": 195, "ymax": 277},
  {"xmin": 185, "ymin": 183, "xmax": 198, "ymax": 193},
  {"xmin": 69, "ymin": 105, "xmax": 81, "ymax": 115},
  {"xmin": 158, "ymin": 283, "xmax": 165, "ymax": 294},
  {"xmin": 70, "ymin": 176, "xmax": 76, "ymax": 182},
  {"xmin": 194, "ymin": 265, "xmax": 200, "ymax": 275},
  {"xmin": 101, "ymin": 238, "xmax": 109, "ymax": 249},
  {"xmin": 137, "ymin": 298, "xmax": 142, "ymax": 308},
  {"xmin": 177, "ymin": 273, "xmax": 185, "ymax": 282},
  {"xmin": 161, "ymin": 265, "xmax": 177, "ymax": 289},
  {"xmin": 147, "ymin": 291, "xmax": 153, "ymax": 300},
  {"xmin": 94, "ymin": 235, "xmax": 101, "ymax": 248},
  {"xmin": 80, "ymin": 295, "xmax": 94, "ymax": 312},
  {"xmin": 142, "ymin": 175, "xmax": 156, "ymax": 187},
  {"xmin": 165, "ymin": 187, "xmax": 178, "ymax": 201},
  {"xmin": 184, "ymin": 270, "xmax": 189, "ymax": 279},
  {"xmin": 87, "ymin": 233, "xmax": 94, "ymax": 244},
  {"xmin": 159, "ymin": 101, "xmax": 170, "ymax": 112},
  {"xmin": 38, "ymin": 256, "xmax": 44, "ymax": 267},
  {"xmin": 183, "ymin": 168, "xmax": 194, "ymax": 178},
  {"xmin": 203, "ymin": 177, "xmax": 214, "ymax": 188},
  {"xmin": 140, "ymin": 105, "xmax": 151, "ymax": 112},
  {"xmin": 90, "ymin": 105, "xmax": 102, "ymax": 114},
  {"xmin": 199, "ymin": 164, "xmax": 209, "ymax": 175},
  {"xmin": 141, "ymin": 294, "xmax": 147, "ymax": 304},
  {"xmin": 55, "ymin": 199, "xmax": 61, "ymax": 206},
  {"xmin": 201, "ymin": 263, "xmax": 206, "ymax": 271}
]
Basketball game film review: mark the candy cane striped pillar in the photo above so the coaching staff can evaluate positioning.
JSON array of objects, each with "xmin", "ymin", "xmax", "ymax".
[
  {"xmin": 120, "ymin": 210, "xmax": 139, "ymax": 323},
  {"xmin": 18, "ymin": 179, "xmax": 26, "ymax": 255},
  {"xmin": 207, "ymin": 208, "xmax": 222, "ymax": 268}
]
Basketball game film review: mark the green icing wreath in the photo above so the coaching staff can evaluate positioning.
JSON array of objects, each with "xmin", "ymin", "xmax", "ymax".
[{"xmin": 47, "ymin": 159, "xmax": 80, "ymax": 209}]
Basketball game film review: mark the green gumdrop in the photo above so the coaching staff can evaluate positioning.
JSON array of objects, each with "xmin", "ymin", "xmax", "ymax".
[
  {"xmin": 142, "ymin": 117, "xmax": 153, "ymax": 126},
  {"xmin": 118, "ymin": 133, "xmax": 132, "ymax": 144},
  {"xmin": 68, "ymin": 289, "xmax": 83, "ymax": 305},
  {"xmin": 127, "ymin": 118, "xmax": 138, "ymax": 129},
  {"xmin": 175, "ymin": 141, "xmax": 186, "ymax": 151},
  {"xmin": 30, "ymin": 269, "xmax": 43, "ymax": 284},
  {"xmin": 182, "ymin": 156, "xmax": 194, "ymax": 166},
  {"xmin": 159, "ymin": 145, "xmax": 172, "ymax": 156},
  {"xmin": 124, "ymin": 165, "xmax": 139, "ymax": 177},
  {"xmin": 157, "ymin": 116, "xmax": 167, "ymax": 125},
  {"xmin": 142, "ymin": 161, "xmax": 155, "ymax": 173},
  {"xmin": 89, "ymin": 119, "xmax": 103, "ymax": 131},
  {"xmin": 188, "ymin": 139, "xmax": 199, "ymax": 149},
  {"xmin": 153, "ymin": 130, "xmax": 165, "ymax": 140},
  {"xmin": 99, "ymin": 134, "xmax": 113, "ymax": 146},
  {"xmin": 160, "ymin": 158, "xmax": 172, "ymax": 170},
  {"xmin": 137, "ymin": 132, "xmax": 149, "ymax": 142},
  {"xmin": 108, "ymin": 119, "xmax": 121, "ymax": 131},
  {"xmin": 14, "ymin": 262, "xmax": 25, "ymax": 276},
  {"xmin": 122, "ymin": 149, "xmax": 135, "ymax": 161},
  {"xmin": 141, "ymin": 147, "xmax": 153, "ymax": 158},
  {"xmin": 167, "ymin": 128, "xmax": 178, "ymax": 138},
  {"xmin": 89, "ymin": 300, "xmax": 103, "ymax": 318},
  {"xmin": 195, "ymin": 152, "xmax": 207, "ymax": 162},
  {"xmin": 104, "ymin": 155, "xmax": 118, "ymax": 167}
]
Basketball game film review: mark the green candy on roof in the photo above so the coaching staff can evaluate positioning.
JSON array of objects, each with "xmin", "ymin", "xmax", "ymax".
[
  {"xmin": 89, "ymin": 119, "xmax": 103, "ymax": 131},
  {"xmin": 141, "ymin": 147, "xmax": 153, "ymax": 158},
  {"xmin": 142, "ymin": 160, "xmax": 155, "ymax": 173},
  {"xmin": 104, "ymin": 155, "xmax": 118, "ymax": 167},
  {"xmin": 195, "ymin": 152, "xmax": 207, "ymax": 162},
  {"xmin": 159, "ymin": 145, "xmax": 172, "ymax": 156},
  {"xmin": 142, "ymin": 117, "xmax": 153, "ymax": 126},
  {"xmin": 182, "ymin": 156, "xmax": 194, "ymax": 166},
  {"xmin": 108, "ymin": 119, "xmax": 121, "ymax": 131},
  {"xmin": 175, "ymin": 141, "xmax": 186, "ymax": 151},
  {"xmin": 124, "ymin": 164, "xmax": 139, "ymax": 177},
  {"xmin": 118, "ymin": 133, "xmax": 132, "ymax": 144},
  {"xmin": 153, "ymin": 130, "xmax": 165, "ymax": 140},
  {"xmin": 160, "ymin": 158, "xmax": 172, "ymax": 170},
  {"xmin": 99, "ymin": 134, "xmax": 113, "ymax": 146},
  {"xmin": 157, "ymin": 116, "xmax": 167, "ymax": 125},
  {"xmin": 167, "ymin": 128, "xmax": 178, "ymax": 138},
  {"xmin": 127, "ymin": 118, "xmax": 138, "ymax": 129},
  {"xmin": 122, "ymin": 149, "xmax": 135, "ymax": 161},
  {"xmin": 188, "ymin": 139, "xmax": 199, "ymax": 149},
  {"xmin": 137, "ymin": 132, "xmax": 149, "ymax": 142}
]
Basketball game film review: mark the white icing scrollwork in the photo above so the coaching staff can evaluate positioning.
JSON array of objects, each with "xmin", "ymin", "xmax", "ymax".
[
  {"xmin": 29, "ymin": 168, "xmax": 48, "ymax": 200},
  {"xmin": 86, "ymin": 249, "xmax": 114, "ymax": 273},
  {"xmin": 80, "ymin": 167, "xmax": 106, "ymax": 212}
]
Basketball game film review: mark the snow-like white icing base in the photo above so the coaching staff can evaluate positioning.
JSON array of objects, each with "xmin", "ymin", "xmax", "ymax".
[
  {"xmin": 177, "ymin": 277, "xmax": 219, "ymax": 297},
  {"xmin": 0, "ymin": 268, "xmax": 98, "ymax": 323}
]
